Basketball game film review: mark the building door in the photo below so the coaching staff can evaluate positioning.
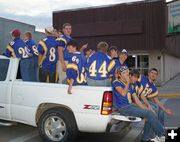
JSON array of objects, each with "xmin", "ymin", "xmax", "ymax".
[{"xmin": 127, "ymin": 54, "xmax": 149, "ymax": 76}]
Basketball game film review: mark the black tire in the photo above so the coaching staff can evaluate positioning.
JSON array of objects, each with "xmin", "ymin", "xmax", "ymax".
[{"xmin": 38, "ymin": 108, "xmax": 78, "ymax": 142}]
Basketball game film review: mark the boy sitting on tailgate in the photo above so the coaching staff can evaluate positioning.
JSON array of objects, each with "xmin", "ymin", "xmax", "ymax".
[{"xmin": 66, "ymin": 40, "xmax": 87, "ymax": 94}]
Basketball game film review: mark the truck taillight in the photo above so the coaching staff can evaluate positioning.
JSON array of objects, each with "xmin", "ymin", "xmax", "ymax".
[{"xmin": 101, "ymin": 91, "xmax": 113, "ymax": 115}]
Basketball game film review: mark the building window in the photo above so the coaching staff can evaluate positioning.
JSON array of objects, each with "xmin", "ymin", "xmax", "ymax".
[
  {"xmin": 0, "ymin": 59, "xmax": 9, "ymax": 81},
  {"xmin": 127, "ymin": 54, "xmax": 149, "ymax": 76}
]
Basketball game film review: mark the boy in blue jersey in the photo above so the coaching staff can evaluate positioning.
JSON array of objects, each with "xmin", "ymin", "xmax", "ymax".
[
  {"xmin": 24, "ymin": 32, "xmax": 38, "ymax": 82},
  {"xmin": 112, "ymin": 66, "xmax": 165, "ymax": 142},
  {"xmin": 83, "ymin": 47, "xmax": 94, "ymax": 58},
  {"xmin": 108, "ymin": 48, "xmax": 128, "ymax": 76},
  {"xmin": 138, "ymin": 74, "xmax": 158, "ymax": 113},
  {"xmin": 138, "ymin": 68, "xmax": 173, "ymax": 141},
  {"xmin": 38, "ymin": 27, "xmax": 58, "ymax": 83},
  {"xmin": 80, "ymin": 44, "xmax": 95, "ymax": 59},
  {"xmin": 66, "ymin": 40, "xmax": 87, "ymax": 94},
  {"xmin": 53, "ymin": 29, "xmax": 62, "ymax": 38},
  {"xmin": 138, "ymin": 68, "xmax": 173, "ymax": 117},
  {"xmin": 129, "ymin": 69, "xmax": 149, "ymax": 110},
  {"xmin": 108, "ymin": 46, "xmax": 118, "ymax": 60},
  {"xmin": 56, "ymin": 23, "xmax": 72, "ymax": 71},
  {"xmin": 6, "ymin": 29, "xmax": 31, "ymax": 81},
  {"xmin": 56, "ymin": 23, "xmax": 73, "ymax": 83},
  {"xmin": 86, "ymin": 41, "xmax": 112, "ymax": 86}
]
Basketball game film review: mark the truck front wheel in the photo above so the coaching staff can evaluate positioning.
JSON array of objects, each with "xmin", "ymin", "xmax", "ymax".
[{"xmin": 38, "ymin": 108, "xmax": 78, "ymax": 142}]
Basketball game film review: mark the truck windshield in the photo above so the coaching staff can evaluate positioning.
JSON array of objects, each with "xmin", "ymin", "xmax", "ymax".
[{"xmin": 0, "ymin": 59, "xmax": 9, "ymax": 81}]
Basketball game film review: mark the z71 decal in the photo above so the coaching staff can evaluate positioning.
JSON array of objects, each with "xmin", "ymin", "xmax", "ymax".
[{"xmin": 83, "ymin": 105, "xmax": 100, "ymax": 110}]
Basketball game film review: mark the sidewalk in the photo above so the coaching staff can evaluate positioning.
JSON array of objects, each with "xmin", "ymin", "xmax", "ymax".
[{"xmin": 158, "ymin": 73, "xmax": 180, "ymax": 98}]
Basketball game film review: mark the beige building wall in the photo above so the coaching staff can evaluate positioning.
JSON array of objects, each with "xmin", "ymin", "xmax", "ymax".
[
  {"xmin": 149, "ymin": 50, "xmax": 180, "ymax": 86},
  {"xmin": 149, "ymin": 50, "xmax": 162, "ymax": 85},
  {"xmin": 163, "ymin": 53, "xmax": 180, "ymax": 84}
]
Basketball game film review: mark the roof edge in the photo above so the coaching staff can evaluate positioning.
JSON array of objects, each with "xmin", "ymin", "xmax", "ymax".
[{"xmin": 53, "ymin": 0, "xmax": 162, "ymax": 14}]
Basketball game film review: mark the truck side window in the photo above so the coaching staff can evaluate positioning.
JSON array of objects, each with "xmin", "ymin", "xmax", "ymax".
[{"xmin": 0, "ymin": 59, "xmax": 10, "ymax": 81}]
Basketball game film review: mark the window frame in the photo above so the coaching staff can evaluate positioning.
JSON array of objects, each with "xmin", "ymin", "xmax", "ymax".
[
  {"xmin": 127, "ymin": 54, "xmax": 149, "ymax": 76},
  {"xmin": 0, "ymin": 58, "xmax": 10, "ymax": 81}
]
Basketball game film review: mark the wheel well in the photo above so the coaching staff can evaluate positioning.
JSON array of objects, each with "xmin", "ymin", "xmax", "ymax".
[{"xmin": 36, "ymin": 103, "xmax": 75, "ymax": 124}]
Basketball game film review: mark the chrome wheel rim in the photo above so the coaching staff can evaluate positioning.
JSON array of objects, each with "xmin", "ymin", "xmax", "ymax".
[{"xmin": 44, "ymin": 116, "xmax": 67, "ymax": 141}]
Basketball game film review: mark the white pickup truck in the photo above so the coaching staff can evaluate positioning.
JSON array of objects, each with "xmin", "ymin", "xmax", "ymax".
[{"xmin": 0, "ymin": 55, "xmax": 141, "ymax": 142}]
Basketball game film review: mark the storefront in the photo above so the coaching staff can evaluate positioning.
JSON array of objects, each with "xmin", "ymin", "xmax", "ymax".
[{"xmin": 127, "ymin": 54, "xmax": 149, "ymax": 76}]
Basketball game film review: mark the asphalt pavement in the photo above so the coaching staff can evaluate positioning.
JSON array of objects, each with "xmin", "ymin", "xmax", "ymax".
[
  {"xmin": 158, "ymin": 73, "xmax": 180, "ymax": 97},
  {"xmin": 0, "ymin": 98, "xmax": 179, "ymax": 142}
]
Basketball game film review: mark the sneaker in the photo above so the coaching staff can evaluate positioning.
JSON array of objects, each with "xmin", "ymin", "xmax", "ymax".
[
  {"xmin": 141, "ymin": 140, "xmax": 155, "ymax": 142},
  {"xmin": 157, "ymin": 136, "xmax": 165, "ymax": 142},
  {"xmin": 150, "ymin": 136, "xmax": 165, "ymax": 142},
  {"xmin": 150, "ymin": 136, "xmax": 160, "ymax": 142}
]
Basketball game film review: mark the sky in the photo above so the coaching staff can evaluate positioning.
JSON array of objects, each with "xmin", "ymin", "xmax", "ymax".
[{"xmin": 0, "ymin": 0, "xmax": 172, "ymax": 31}]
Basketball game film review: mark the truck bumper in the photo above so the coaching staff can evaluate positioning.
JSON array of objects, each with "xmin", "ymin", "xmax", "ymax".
[
  {"xmin": 106, "ymin": 119, "xmax": 131, "ymax": 132},
  {"xmin": 106, "ymin": 113, "xmax": 142, "ymax": 132}
]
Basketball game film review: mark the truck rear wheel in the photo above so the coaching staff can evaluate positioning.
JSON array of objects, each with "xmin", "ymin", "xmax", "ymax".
[{"xmin": 38, "ymin": 108, "xmax": 78, "ymax": 142}]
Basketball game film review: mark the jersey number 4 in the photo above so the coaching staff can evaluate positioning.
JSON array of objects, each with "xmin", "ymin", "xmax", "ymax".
[{"xmin": 89, "ymin": 61, "xmax": 108, "ymax": 77}]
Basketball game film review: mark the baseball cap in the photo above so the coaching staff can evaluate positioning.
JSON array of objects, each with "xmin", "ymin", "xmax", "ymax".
[
  {"xmin": 10, "ymin": 29, "xmax": 21, "ymax": 37},
  {"xmin": 116, "ymin": 66, "xmax": 128, "ymax": 74},
  {"xmin": 119, "ymin": 48, "xmax": 128, "ymax": 55},
  {"xmin": 45, "ymin": 26, "xmax": 54, "ymax": 34}
]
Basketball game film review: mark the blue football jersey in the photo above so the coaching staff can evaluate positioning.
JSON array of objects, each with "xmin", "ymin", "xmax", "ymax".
[
  {"xmin": 130, "ymin": 82, "xmax": 141, "ymax": 103},
  {"xmin": 6, "ymin": 38, "xmax": 30, "ymax": 59},
  {"xmin": 66, "ymin": 52, "xmax": 87, "ymax": 85},
  {"xmin": 138, "ymin": 75, "xmax": 158, "ymax": 98},
  {"xmin": 56, "ymin": 34, "xmax": 72, "ymax": 61},
  {"xmin": 108, "ymin": 58, "xmax": 128, "ymax": 75},
  {"xmin": 25, "ymin": 39, "xmax": 38, "ymax": 57},
  {"xmin": 86, "ymin": 52, "xmax": 112, "ymax": 80},
  {"xmin": 5, "ymin": 49, "xmax": 12, "ymax": 57},
  {"xmin": 38, "ymin": 36, "xmax": 58, "ymax": 72},
  {"xmin": 112, "ymin": 79, "xmax": 134, "ymax": 108}
]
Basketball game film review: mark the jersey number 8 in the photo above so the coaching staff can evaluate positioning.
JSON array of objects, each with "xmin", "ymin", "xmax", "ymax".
[
  {"xmin": 49, "ymin": 47, "xmax": 56, "ymax": 62},
  {"xmin": 32, "ymin": 45, "xmax": 39, "ymax": 56}
]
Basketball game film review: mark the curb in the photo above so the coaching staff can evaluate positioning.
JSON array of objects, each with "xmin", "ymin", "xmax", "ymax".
[{"xmin": 159, "ymin": 93, "xmax": 180, "ymax": 98}]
